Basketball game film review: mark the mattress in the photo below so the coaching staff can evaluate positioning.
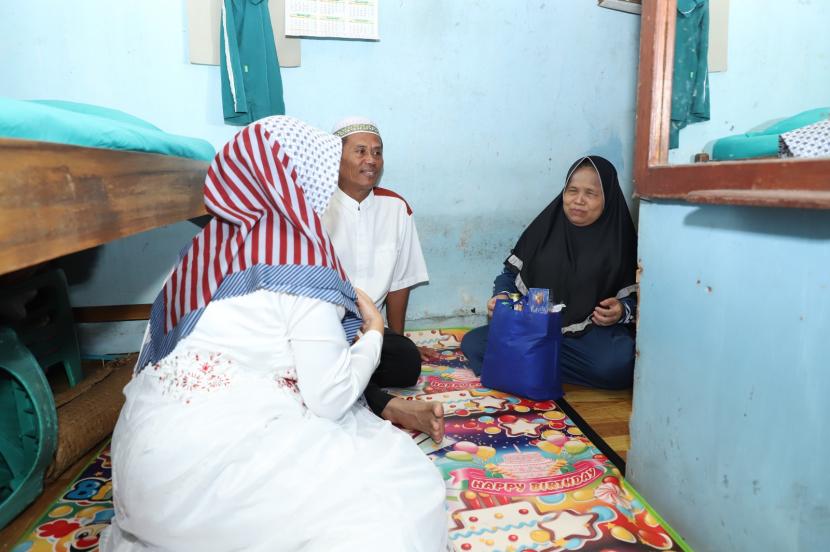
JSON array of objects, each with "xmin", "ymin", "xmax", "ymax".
[
  {"xmin": 0, "ymin": 97, "xmax": 215, "ymax": 161},
  {"xmin": 711, "ymin": 107, "xmax": 830, "ymax": 161}
]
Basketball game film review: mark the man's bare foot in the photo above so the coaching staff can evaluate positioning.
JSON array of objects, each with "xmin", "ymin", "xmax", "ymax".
[{"xmin": 382, "ymin": 397, "xmax": 445, "ymax": 443}]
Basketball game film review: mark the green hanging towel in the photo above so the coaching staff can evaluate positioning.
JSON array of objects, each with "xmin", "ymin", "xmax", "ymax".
[
  {"xmin": 220, "ymin": 0, "xmax": 286, "ymax": 125},
  {"xmin": 670, "ymin": 0, "xmax": 710, "ymax": 149}
]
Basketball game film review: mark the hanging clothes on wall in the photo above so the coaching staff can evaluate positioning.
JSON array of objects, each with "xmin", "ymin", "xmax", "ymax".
[
  {"xmin": 670, "ymin": 0, "xmax": 710, "ymax": 149},
  {"xmin": 220, "ymin": 0, "xmax": 286, "ymax": 125}
]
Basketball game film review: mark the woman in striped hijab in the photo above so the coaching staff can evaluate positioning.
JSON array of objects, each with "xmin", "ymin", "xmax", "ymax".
[{"xmin": 101, "ymin": 116, "xmax": 447, "ymax": 552}]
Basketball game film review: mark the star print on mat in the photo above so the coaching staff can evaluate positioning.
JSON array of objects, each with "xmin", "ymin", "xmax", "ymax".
[
  {"xmin": 471, "ymin": 396, "xmax": 507, "ymax": 410},
  {"xmin": 539, "ymin": 510, "xmax": 599, "ymax": 542},
  {"xmin": 500, "ymin": 417, "xmax": 543, "ymax": 437}
]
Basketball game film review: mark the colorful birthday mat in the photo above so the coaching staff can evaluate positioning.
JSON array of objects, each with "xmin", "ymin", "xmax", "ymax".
[{"xmin": 12, "ymin": 328, "xmax": 688, "ymax": 552}]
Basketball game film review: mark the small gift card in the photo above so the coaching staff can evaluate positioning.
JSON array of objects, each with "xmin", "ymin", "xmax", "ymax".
[{"xmin": 527, "ymin": 287, "xmax": 550, "ymax": 314}]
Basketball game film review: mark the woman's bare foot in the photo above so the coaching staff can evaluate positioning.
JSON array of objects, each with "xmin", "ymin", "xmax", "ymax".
[{"xmin": 382, "ymin": 397, "xmax": 445, "ymax": 443}]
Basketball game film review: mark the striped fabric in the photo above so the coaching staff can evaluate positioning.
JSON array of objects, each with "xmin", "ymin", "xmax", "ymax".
[{"xmin": 137, "ymin": 116, "xmax": 361, "ymax": 372}]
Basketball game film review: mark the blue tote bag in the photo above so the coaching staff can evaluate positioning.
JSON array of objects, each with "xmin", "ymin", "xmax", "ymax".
[{"xmin": 480, "ymin": 300, "xmax": 563, "ymax": 401}]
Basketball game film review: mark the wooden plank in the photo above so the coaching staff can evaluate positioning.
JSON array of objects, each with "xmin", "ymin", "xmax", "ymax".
[
  {"xmin": 587, "ymin": 421, "xmax": 631, "ymax": 436},
  {"xmin": 0, "ymin": 138, "xmax": 209, "ymax": 276},
  {"xmin": 602, "ymin": 436, "xmax": 631, "ymax": 461},
  {"xmin": 72, "ymin": 304, "xmax": 152, "ymax": 323},
  {"xmin": 640, "ymin": 159, "xmax": 830, "ymax": 199},
  {"xmin": 634, "ymin": 0, "xmax": 674, "ymax": 187},
  {"xmin": 562, "ymin": 386, "xmax": 631, "ymax": 401},
  {"xmin": 650, "ymin": 0, "xmax": 675, "ymax": 167},
  {"xmin": 562, "ymin": 384, "xmax": 633, "ymax": 460},
  {"xmin": 686, "ymin": 188, "xmax": 830, "ymax": 209}
]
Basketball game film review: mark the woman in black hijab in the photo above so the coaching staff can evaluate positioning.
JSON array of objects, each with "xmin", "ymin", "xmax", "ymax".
[{"xmin": 461, "ymin": 156, "xmax": 637, "ymax": 389}]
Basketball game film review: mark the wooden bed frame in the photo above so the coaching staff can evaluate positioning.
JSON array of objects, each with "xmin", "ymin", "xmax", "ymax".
[{"xmin": 0, "ymin": 137, "xmax": 209, "ymax": 277}]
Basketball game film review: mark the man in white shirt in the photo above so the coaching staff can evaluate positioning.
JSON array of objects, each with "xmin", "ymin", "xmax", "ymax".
[{"xmin": 323, "ymin": 116, "xmax": 444, "ymax": 442}]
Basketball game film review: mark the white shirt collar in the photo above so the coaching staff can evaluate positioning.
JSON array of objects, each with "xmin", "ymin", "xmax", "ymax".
[{"xmin": 331, "ymin": 186, "xmax": 374, "ymax": 212}]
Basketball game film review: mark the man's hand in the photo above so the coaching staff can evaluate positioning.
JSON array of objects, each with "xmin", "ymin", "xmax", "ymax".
[
  {"xmin": 417, "ymin": 345, "xmax": 442, "ymax": 363},
  {"xmin": 592, "ymin": 297, "xmax": 622, "ymax": 326},
  {"xmin": 487, "ymin": 293, "xmax": 509, "ymax": 319},
  {"xmin": 355, "ymin": 288, "xmax": 384, "ymax": 335}
]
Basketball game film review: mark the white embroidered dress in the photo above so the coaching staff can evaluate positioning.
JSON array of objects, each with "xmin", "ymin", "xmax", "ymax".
[{"xmin": 103, "ymin": 291, "xmax": 447, "ymax": 551}]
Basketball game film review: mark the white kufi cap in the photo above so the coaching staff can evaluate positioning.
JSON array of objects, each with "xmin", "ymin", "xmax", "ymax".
[{"xmin": 331, "ymin": 116, "xmax": 380, "ymax": 139}]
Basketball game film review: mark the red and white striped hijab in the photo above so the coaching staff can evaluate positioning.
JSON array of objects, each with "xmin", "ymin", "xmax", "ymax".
[
  {"xmin": 137, "ymin": 116, "xmax": 360, "ymax": 370},
  {"xmin": 165, "ymin": 116, "xmax": 347, "ymax": 330}
]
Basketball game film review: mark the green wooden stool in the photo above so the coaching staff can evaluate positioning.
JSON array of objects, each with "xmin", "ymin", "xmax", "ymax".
[{"xmin": 0, "ymin": 327, "xmax": 59, "ymax": 530}]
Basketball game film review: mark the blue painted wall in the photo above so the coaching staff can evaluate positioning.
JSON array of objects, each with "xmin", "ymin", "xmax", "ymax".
[
  {"xmin": 0, "ymin": 1, "xmax": 640, "ymax": 336},
  {"xmin": 629, "ymin": 202, "xmax": 830, "ymax": 550}
]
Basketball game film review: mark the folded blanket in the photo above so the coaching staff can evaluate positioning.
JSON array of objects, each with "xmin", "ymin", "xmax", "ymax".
[{"xmin": 779, "ymin": 119, "xmax": 830, "ymax": 158}]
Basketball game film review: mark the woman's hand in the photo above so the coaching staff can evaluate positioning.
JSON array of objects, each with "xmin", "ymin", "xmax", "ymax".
[
  {"xmin": 592, "ymin": 297, "xmax": 622, "ymax": 326},
  {"xmin": 487, "ymin": 293, "xmax": 510, "ymax": 319},
  {"xmin": 355, "ymin": 288, "xmax": 384, "ymax": 335}
]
